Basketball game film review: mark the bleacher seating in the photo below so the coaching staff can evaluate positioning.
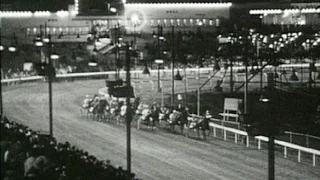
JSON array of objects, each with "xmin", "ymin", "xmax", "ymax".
[{"xmin": 0, "ymin": 115, "xmax": 140, "ymax": 180}]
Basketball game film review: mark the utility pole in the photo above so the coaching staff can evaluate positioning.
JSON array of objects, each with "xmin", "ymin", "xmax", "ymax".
[
  {"xmin": 114, "ymin": 24, "xmax": 119, "ymax": 80},
  {"xmin": 244, "ymin": 38, "xmax": 249, "ymax": 114},
  {"xmin": 171, "ymin": 26, "xmax": 175, "ymax": 107},
  {"xmin": 48, "ymin": 41, "xmax": 54, "ymax": 138},
  {"xmin": 230, "ymin": 40, "xmax": 234, "ymax": 92},
  {"xmin": 268, "ymin": 134, "xmax": 275, "ymax": 180},
  {"xmin": 125, "ymin": 43, "xmax": 132, "ymax": 176}
]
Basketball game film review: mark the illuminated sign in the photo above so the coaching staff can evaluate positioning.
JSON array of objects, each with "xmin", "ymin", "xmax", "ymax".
[{"xmin": 250, "ymin": 8, "xmax": 320, "ymax": 15}]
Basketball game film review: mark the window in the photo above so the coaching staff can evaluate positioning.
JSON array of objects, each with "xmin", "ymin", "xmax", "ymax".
[
  {"xmin": 170, "ymin": 19, "xmax": 174, "ymax": 26},
  {"xmin": 177, "ymin": 19, "xmax": 180, "ymax": 26},
  {"xmin": 209, "ymin": 19, "xmax": 213, "ymax": 26},
  {"xmin": 202, "ymin": 19, "xmax": 207, "ymax": 25},
  {"xmin": 190, "ymin": 19, "xmax": 193, "ymax": 26},
  {"xmin": 216, "ymin": 18, "xmax": 220, "ymax": 27},
  {"xmin": 183, "ymin": 19, "xmax": 187, "ymax": 26},
  {"xmin": 164, "ymin": 19, "xmax": 167, "ymax": 26},
  {"xmin": 151, "ymin": 19, "xmax": 154, "ymax": 26},
  {"xmin": 26, "ymin": 28, "xmax": 30, "ymax": 36},
  {"xmin": 33, "ymin": 27, "xmax": 37, "ymax": 35},
  {"xmin": 71, "ymin": 27, "xmax": 75, "ymax": 34},
  {"xmin": 157, "ymin": 19, "xmax": 161, "ymax": 25}
]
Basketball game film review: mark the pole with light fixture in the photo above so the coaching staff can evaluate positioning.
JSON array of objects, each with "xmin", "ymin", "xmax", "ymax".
[
  {"xmin": 171, "ymin": 25, "xmax": 175, "ymax": 107},
  {"xmin": 34, "ymin": 36, "xmax": 59, "ymax": 138},
  {"xmin": 155, "ymin": 59, "xmax": 163, "ymax": 92},
  {"xmin": 114, "ymin": 23, "xmax": 119, "ymax": 80},
  {"xmin": 125, "ymin": 42, "xmax": 132, "ymax": 177}
]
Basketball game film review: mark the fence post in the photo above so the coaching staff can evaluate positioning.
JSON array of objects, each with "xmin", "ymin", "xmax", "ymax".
[
  {"xmin": 235, "ymin": 134, "xmax": 237, "ymax": 144},
  {"xmin": 313, "ymin": 154, "xmax": 316, "ymax": 166},
  {"xmin": 298, "ymin": 150, "xmax": 301, "ymax": 162},
  {"xmin": 150, "ymin": 80, "xmax": 154, "ymax": 90},
  {"xmin": 258, "ymin": 139, "xmax": 261, "ymax": 150},
  {"xmin": 284, "ymin": 146, "xmax": 287, "ymax": 158},
  {"xmin": 246, "ymin": 136, "xmax": 249, "ymax": 147},
  {"xmin": 213, "ymin": 127, "xmax": 216, "ymax": 137},
  {"xmin": 224, "ymin": 129, "xmax": 226, "ymax": 141}
]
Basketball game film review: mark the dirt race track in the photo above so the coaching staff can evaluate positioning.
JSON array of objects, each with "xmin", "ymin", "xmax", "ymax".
[{"xmin": 3, "ymin": 80, "xmax": 320, "ymax": 180}]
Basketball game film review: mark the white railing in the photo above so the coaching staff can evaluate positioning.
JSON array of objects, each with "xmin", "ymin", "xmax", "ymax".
[
  {"xmin": 207, "ymin": 120, "xmax": 320, "ymax": 166},
  {"xmin": 1, "ymin": 76, "xmax": 43, "ymax": 84},
  {"xmin": 285, "ymin": 131, "xmax": 320, "ymax": 148},
  {"xmin": 1, "ymin": 63, "xmax": 319, "ymax": 84},
  {"xmin": 0, "ymin": 68, "xmax": 212, "ymax": 84}
]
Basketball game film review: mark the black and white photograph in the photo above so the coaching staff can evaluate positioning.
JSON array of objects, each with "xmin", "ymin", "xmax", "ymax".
[{"xmin": 0, "ymin": 0, "xmax": 320, "ymax": 179}]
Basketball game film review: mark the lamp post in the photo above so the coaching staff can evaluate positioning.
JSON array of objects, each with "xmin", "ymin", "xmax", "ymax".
[
  {"xmin": 34, "ymin": 36, "xmax": 59, "ymax": 138},
  {"xmin": 155, "ymin": 59, "xmax": 164, "ymax": 92},
  {"xmin": 125, "ymin": 43, "xmax": 132, "ymax": 177},
  {"xmin": 259, "ymin": 93, "xmax": 276, "ymax": 180},
  {"xmin": 171, "ymin": 25, "xmax": 175, "ymax": 107},
  {"xmin": 131, "ymin": 14, "xmax": 139, "ymax": 68},
  {"xmin": 228, "ymin": 36, "xmax": 235, "ymax": 92},
  {"xmin": 114, "ymin": 23, "xmax": 121, "ymax": 80}
]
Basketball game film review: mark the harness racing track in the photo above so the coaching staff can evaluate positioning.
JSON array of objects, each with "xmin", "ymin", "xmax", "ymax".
[{"xmin": 3, "ymin": 80, "xmax": 320, "ymax": 180}]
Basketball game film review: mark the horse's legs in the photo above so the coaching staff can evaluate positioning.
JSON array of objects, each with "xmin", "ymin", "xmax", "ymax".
[
  {"xmin": 197, "ymin": 128, "xmax": 200, "ymax": 139},
  {"xmin": 202, "ymin": 130, "xmax": 207, "ymax": 140},
  {"xmin": 184, "ymin": 124, "xmax": 189, "ymax": 138},
  {"xmin": 116, "ymin": 115, "xmax": 119, "ymax": 125},
  {"xmin": 206, "ymin": 128, "xmax": 211, "ymax": 137},
  {"xmin": 180, "ymin": 124, "xmax": 184, "ymax": 135},
  {"xmin": 169, "ymin": 124, "xmax": 173, "ymax": 132}
]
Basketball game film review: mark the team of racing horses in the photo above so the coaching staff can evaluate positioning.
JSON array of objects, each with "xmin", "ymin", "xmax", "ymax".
[{"xmin": 81, "ymin": 95, "xmax": 211, "ymax": 139}]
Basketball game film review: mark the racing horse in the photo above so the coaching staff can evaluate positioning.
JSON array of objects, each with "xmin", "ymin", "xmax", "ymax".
[
  {"xmin": 88, "ymin": 98, "xmax": 108, "ymax": 121},
  {"xmin": 158, "ymin": 106, "xmax": 171, "ymax": 127},
  {"xmin": 136, "ymin": 104, "xmax": 159, "ymax": 130},
  {"xmin": 105, "ymin": 99, "xmax": 122, "ymax": 123},
  {"xmin": 189, "ymin": 114, "xmax": 211, "ymax": 140},
  {"xmin": 168, "ymin": 109, "xmax": 189, "ymax": 137}
]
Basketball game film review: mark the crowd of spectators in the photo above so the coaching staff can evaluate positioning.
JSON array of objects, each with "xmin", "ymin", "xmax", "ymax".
[{"xmin": 0, "ymin": 116, "xmax": 139, "ymax": 180}]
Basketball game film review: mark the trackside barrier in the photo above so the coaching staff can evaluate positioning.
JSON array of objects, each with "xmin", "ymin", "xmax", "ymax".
[
  {"xmin": 1, "ymin": 76, "xmax": 44, "ymax": 85},
  {"xmin": 255, "ymin": 136, "xmax": 320, "ymax": 166},
  {"xmin": 1, "ymin": 63, "xmax": 319, "ymax": 84},
  {"xmin": 193, "ymin": 116, "xmax": 320, "ymax": 167},
  {"xmin": 284, "ymin": 131, "xmax": 320, "ymax": 148}
]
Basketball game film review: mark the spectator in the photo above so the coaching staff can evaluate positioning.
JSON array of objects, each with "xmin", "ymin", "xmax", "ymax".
[{"xmin": 1, "ymin": 116, "xmax": 140, "ymax": 180}]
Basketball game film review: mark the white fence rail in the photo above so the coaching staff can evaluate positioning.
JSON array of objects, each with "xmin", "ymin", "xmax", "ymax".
[
  {"xmin": 207, "ymin": 120, "xmax": 320, "ymax": 166},
  {"xmin": 2, "ymin": 63, "xmax": 319, "ymax": 84}
]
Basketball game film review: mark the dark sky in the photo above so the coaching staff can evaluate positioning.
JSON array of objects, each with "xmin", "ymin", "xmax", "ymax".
[{"xmin": 1, "ymin": 0, "xmax": 74, "ymax": 11}]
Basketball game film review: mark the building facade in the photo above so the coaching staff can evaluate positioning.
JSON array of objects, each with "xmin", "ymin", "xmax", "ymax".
[{"xmin": 1, "ymin": 0, "xmax": 319, "ymax": 44}]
